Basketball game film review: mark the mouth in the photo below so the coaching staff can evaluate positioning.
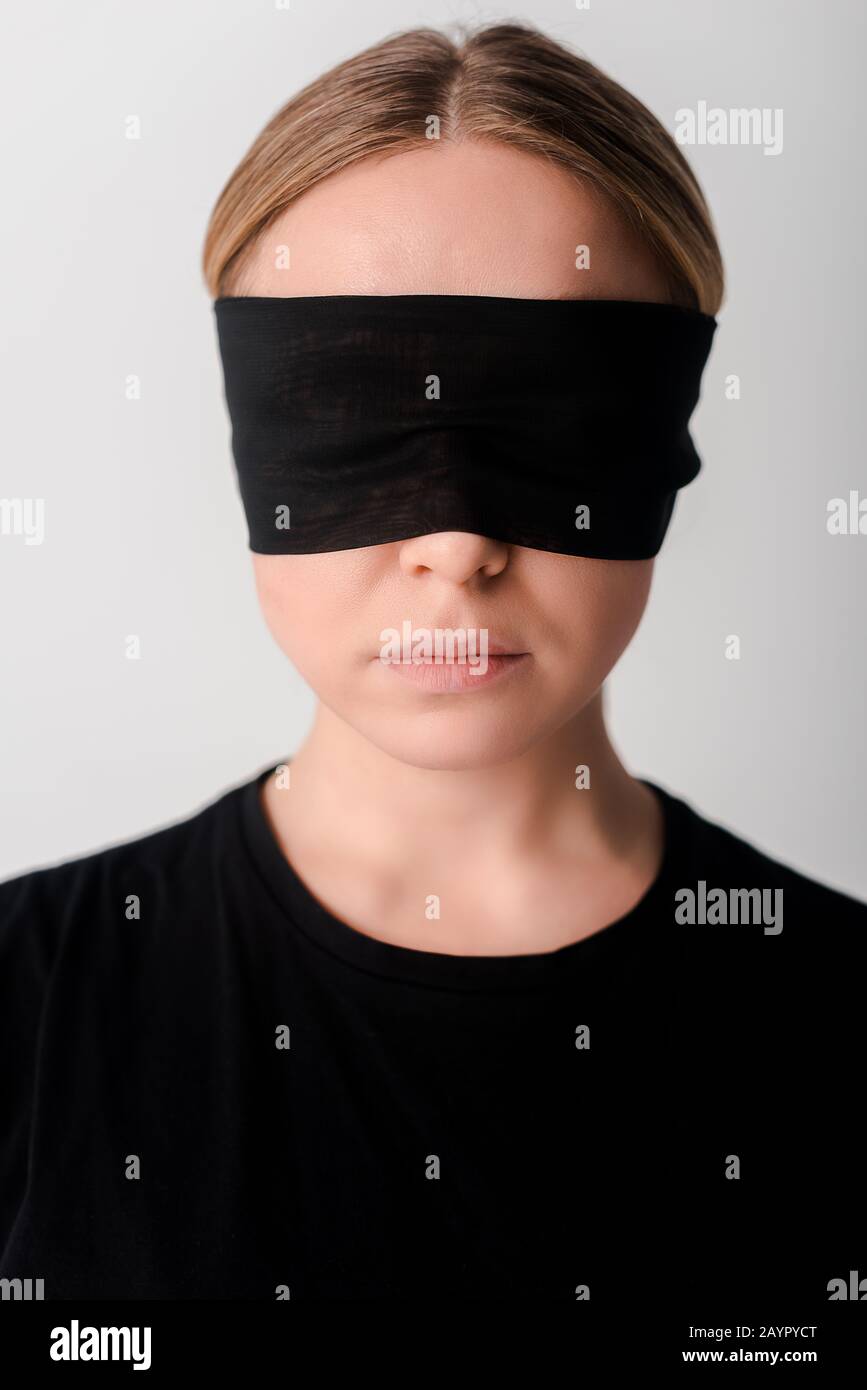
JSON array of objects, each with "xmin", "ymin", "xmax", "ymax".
[
  {"xmin": 477, "ymin": 641, "xmax": 527, "ymax": 658},
  {"xmin": 371, "ymin": 637, "xmax": 527, "ymax": 658},
  {"xmin": 375, "ymin": 648, "xmax": 530, "ymax": 693}
]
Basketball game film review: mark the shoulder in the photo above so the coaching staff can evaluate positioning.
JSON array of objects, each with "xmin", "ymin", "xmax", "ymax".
[
  {"xmin": 0, "ymin": 769, "xmax": 257, "ymax": 1257},
  {"xmin": 0, "ymin": 770, "xmax": 258, "ymax": 1161},
  {"xmin": 0, "ymin": 770, "xmax": 255, "ymax": 982},
  {"xmin": 650, "ymin": 778, "xmax": 867, "ymax": 1029},
  {"xmin": 650, "ymin": 785, "xmax": 866, "ymax": 1253},
  {"xmin": 653, "ymin": 778, "xmax": 867, "ymax": 926}
]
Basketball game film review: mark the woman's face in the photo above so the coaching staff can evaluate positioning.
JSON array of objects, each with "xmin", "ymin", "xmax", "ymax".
[{"xmin": 242, "ymin": 141, "xmax": 669, "ymax": 770}]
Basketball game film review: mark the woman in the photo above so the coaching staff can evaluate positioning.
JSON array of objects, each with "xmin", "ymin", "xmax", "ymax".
[{"xmin": 1, "ymin": 23, "xmax": 864, "ymax": 1308}]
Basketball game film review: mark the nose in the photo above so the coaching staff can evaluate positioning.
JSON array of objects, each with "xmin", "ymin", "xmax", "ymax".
[{"xmin": 397, "ymin": 531, "xmax": 511, "ymax": 584}]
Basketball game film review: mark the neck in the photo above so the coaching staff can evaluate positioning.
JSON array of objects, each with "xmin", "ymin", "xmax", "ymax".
[{"xmin": 264, "ymin": 686, "xmax": 654, "ymax": 869}]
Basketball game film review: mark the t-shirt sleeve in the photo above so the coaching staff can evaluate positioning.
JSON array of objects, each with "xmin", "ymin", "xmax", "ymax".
[{"xmin": 0, "ymin": 867, "xmax": 68, "ymax": 1258}]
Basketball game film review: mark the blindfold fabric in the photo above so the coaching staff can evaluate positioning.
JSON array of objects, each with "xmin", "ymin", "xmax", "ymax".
[{"xmin": 214, "ymin": 294, "xmax": 716, "ymax": 559}]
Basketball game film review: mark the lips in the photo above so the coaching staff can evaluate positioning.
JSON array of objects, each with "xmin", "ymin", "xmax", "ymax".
[
  {"xmin": 372, "ymin": 638, "xmax": 526, "ymax": 661},
  {"xmin": 377, "ymin": 650, "xmax": 530, "ymax": 693},
  {"xmin": 476, "ymin": 641, "xmax": 526, "ymax": 658},
  {"xmin": 386, "ymin": 653, "xmax": 527, "ymax": 692}
]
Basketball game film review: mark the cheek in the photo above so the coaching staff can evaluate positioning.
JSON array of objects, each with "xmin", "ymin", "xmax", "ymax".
[
  {"xmin": 551, "ymin": 559, "xmax": 654, "ymax": 679},
  {"xmin": 252, "ymin": 557, "xmax": 326, "ymax": 663},
  {"xmin": 251, "ymin": 555, "xmax": 365, "ymax": 688},
  {"xmin": 594, "ymin": 559, "xmax": 653, "ymax": 640}
]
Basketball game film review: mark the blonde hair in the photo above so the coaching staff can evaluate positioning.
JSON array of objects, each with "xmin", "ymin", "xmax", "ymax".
[{"xmin": 202, "ymin": 22, "xmax": 724, "ymax": 315}]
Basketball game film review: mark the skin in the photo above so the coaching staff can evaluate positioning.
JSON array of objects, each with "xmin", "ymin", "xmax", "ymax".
[{"xmin": 238, "ymin": 140, "xmax": 670, "ymax": 956}]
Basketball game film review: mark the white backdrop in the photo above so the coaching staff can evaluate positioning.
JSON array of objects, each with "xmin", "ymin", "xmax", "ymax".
[{"xmin": 1, "ymin": 0, "xmax": 865, "ymax": 897}]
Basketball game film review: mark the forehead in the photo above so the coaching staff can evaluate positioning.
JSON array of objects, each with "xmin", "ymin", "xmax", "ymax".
[{"xmin": 240, "ymin": 141, "xmax": 669, "ymax": 303}]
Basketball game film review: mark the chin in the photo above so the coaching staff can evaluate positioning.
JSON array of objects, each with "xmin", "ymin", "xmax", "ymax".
[{"xmin": 355, "ymin": 713, "xmax": 542, "ymax": 772}]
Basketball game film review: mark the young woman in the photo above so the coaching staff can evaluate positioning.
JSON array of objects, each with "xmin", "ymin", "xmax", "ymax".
[{"xmin": 1, "ymin": 23, "xmax": 864, "ymax": 1308}]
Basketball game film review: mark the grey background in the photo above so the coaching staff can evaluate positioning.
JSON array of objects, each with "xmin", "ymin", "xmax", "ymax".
[{"xmin": 1, "ymin": 0, "xmax": 864, "ymax": 896}]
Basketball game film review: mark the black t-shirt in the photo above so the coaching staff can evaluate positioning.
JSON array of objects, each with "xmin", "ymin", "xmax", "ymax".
[{"xmin": 1, "ymin": 764, "xmax": 864, "ymax": 1305}]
